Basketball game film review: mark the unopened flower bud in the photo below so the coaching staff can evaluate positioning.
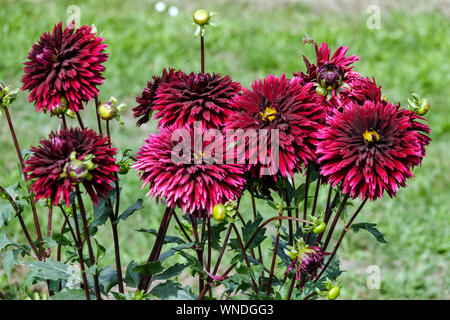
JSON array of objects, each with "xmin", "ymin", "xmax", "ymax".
[
  {"xmin": 212, "ymin": 203, "xmax": 227, "ymax": 222},
  {"xmin": 193, "ymin": 9, "xmax": 210, "ymax": 25},
  {"xmin": 66, "ymin": 159, "xmax": 89, "ymax": 183},
  {"xmin": 51, "ymin": 97, "xmax": 68, "ymax": 116},
  {"xmin": 317, "ymin": 63, "xmax": 344, "ymax": 90},
  {"xmin": 98, "ymin": 101, "xmax": 118, "ymax": 120},
  {"xmin": 417, "ymin": 98, "xmax": 430, "ymax": 116}
]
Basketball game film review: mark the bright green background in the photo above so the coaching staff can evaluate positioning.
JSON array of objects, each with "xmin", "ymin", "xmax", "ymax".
[{"xmin": 0, "ymin": 0, "xmax": 449, "ymax": 299}]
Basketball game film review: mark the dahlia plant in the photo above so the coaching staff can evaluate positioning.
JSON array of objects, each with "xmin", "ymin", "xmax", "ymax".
[{"xmin": 0, "ymin": 10, "xmax": 431, "ymax": 301}]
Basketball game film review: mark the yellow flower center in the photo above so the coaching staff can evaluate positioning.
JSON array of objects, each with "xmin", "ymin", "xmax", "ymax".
[
  {"xmin": 259, "ymin": 106, "xmax": 277, "ymax": 122},
  {"xmin": 193, "ymin": 150, "xmax": 205, "ymax": 160},
  {"xmin": 363, "ymin": 130, "xmax": 380, "ymax": 143}
]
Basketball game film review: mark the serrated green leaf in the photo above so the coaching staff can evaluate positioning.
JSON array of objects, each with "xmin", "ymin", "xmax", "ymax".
[
  {"xmin": 123, "ymin": 261, "xmax": 140, "ymax": 288},
  {"xmin": 99, "ymin": 265, "xmax": 118, "ymax": 294},
  {"xmin": 27, "ymin": 258, "xmax": 72, "ymax": 281},
  {"xmin": 51, "ymin": 232, "xmax": 72, "ymax": 246},
  {"xmin": 51, "ymin": 289, "xmax": 88, "ymax": 300},
  {"xmin": 153, "ymin": 263, "xmax": 187, "ymax": 281},
  {"xmin": 118, "ymin": 199, "xmax": 143, "ymax": 223},
  {"xmin": 133, "ymin": 261, "xmax": 164, "ymax": 276},
  {"xmin": 150, "ymin": 280, "xmax": 195, "ymax": 300},
  {"xmin": 136, "ymin": 228, "xmax": 185, "ymax": 244},
  {"xmin": 352, "ymin": 222, "xmax": 387, "ymax": 243}
]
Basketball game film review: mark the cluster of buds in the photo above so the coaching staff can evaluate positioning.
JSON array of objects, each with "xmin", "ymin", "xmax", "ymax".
[
  {"xmin": 192, "ymin": 9, "xmax": 217, "ymax": 37},
  {"xmin": 408, "ymin": 92, "xmax": 431, "ymax": 116},
  {"xmin": 97, "ymin": 96, "xmax": 126, "ymax": 124},
  {"xmin": 0, "ymin": 82, "xmax": 19, "ymax": 113},
  {"xmin": 59, "ymin": 152, "xmax": 97, "ymax": 185},
  {"xmin": 212, "ymin": 198, "xmax": 237, "ymax": 222}
]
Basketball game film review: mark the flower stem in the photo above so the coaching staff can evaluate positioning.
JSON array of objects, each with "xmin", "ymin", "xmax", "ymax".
[
  {"xmin": 75, "ymin": 110, "xmax": 84, "ymax": 129},
  {"xmin": 231, "ymin": 223, "xmax": 259, "ymax": 294},
  {"xmin": 71, "ymin": 203, "xmax": 91, "ymax": 300},
  {"xmin": 303, "ymin": 168, "xmax": 311, "ymax": 231},
  {"xmin": 250, "ymin": 191, "xmax": 264, "ymax": 277},
  {"xmin": 0, "ymin": 185, "xmax": 41, "ymax": 259},
  {"xmin": 138, "ymin": 206, "xmax": 173, "ymax": 292},
  {"xmin": 3, "ymin": 106, "xmax": 46, "ymax": 258},
  {"xmin": 75, "ymin": 186, "xmax": 102, "ymax": 300},
  {"xmin": 266, "ymin": 198, "xmax": 284, "ymax": 296},
  {"xmin": 322, "ymin": 193, "xmax": 350, "ymax": 251},
  {"xmin": 286, "ymin": 273, "xmax": 296, "ymax": 300},
  {"xmin": 200, "ymin": 35, "xmax": 205, "ymax": 73},
  {"xmin": 315, "ymin": 198, "xmax": 367, "ymax": 281},
  {"xmin": 94, "ymin": 97, "xmax": 103, "ymax": 135}
]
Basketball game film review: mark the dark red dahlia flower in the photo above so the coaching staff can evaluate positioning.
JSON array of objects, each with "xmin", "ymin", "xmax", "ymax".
[
  {"xmin": 153, "ymin": 72, "xmax": 241, "ymax": 129},
  {"xmin": 225, "ymin": 74, "xmax": 325, "ymax": 178},
  {"xmin": 133, "ymin": 125, "xmax": 246, "ymax": 217},
  {"xmin": 22, "ymin": 22, "xmax": 108, "ymax": 113},
  {"xmin": 133, "ymin": 68, "xmax": 184, "ymax": 127},
  {"xmin": 294, "ymin": 42, "xmax": 359, "ymax": 89},
  {"xmin": 24, "ymin": 128, "xmax": 118, "ymax": 206},
  {"xmin": 293, "ymin": 42, "xmax": 359, "ymax": 114},
  {"xmin": 346, "ymin": 76, "xmax": 382, "ymax": 105},
  {"xmin": 317, "ymin": 100, "xmax": 430, "ymax": 200},
  {"xmin": 285, "ymin": 242, "xmax": 329, "ymax": 279}
]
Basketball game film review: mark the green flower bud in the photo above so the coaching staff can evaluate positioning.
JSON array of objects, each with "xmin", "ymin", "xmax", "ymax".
[
  {"xmin": 50, "ymin": 97, "xmax": 68, "ymax": 116},
  {"xmin": 98, "ymin": 101, "xmax": 118, "ymax": 120},
  {"xmin": 212, "ymin": 203, "xmax": 227, "ymax": 222},
  {"xmin": 312, "ymin": 222, "xmax": 326, "ymax": 234},
  {"xmin": 327, "ymin": 286, "xmax": 340, "ymax": 300},
  {"xmin": 193, "ymin": 9, "xmax": 210, "ymax": 25},
  {"xmin": 417, "ymin": 98, "xmax": 430, "ymax": 116},
  {"xmin": 316, "ymin": 85, "xmax": 327, "ymax": 96}
]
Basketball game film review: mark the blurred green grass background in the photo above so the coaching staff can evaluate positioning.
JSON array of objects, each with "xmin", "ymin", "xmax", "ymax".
[{"xmin": 0, "ymin": 0, "xmax": 449, "ymax": 299}]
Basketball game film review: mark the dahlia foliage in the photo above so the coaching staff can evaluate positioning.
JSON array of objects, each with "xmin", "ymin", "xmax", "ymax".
[{"xmin": 0, "ymin": 13, "xmax": 431, "ymax": 302}]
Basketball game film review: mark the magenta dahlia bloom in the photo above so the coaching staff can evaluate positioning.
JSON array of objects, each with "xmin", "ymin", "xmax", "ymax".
[
  {"xmin": 133, "ymin": 125, "xmax": 246, "ymax": 217},
  {"xmin": 285, "ymin": 242, "xmax": 329, "ymax": 279},
  {"xmin": 153, "ymin": 72, "xmax": 241, "ymax": 129},
  {"xmin": 316, "ymin": 100, "xmax": 430, "ymax": 200},
  {"xmin": 22, "ymin": 22, "xmax": 108, "ymax": 113},
  {"xmin": 225, "ymin": 74, "xmax": 325, "ymax": 178},
  {"xmin": 24, "ymin": 128, "xmax": 118, "ymax": 206},
  {"xmin": 133, "ymin": 68, "xmax": 184, "ymax": 127}
]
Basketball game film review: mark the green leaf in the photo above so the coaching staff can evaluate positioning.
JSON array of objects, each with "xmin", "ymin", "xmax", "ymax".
[
  {"xmin": 118, "ymin": 199, "xmax": 143, "ymax": 223},
  {"xmin": 0, "ymin": 202, "xmax": 15, "ymax": 229},
  {"xmin": 294, "ymin": 183, "xmax": 306, "ymax": 207},
  {"xmin": 0, "ymin": 233, "xmax": 15, "ymax": 251},
  {"xmin": 2, "ymin": 249, "xmax": 19, "ymax": 281},
  {"xmin": 123, "ymin": 261, "xmax": 140, "ymax": 288},
  {"xmin": 51, "ymin": 232, "xmax": 72, "ymax": 246},
  {"xmin": 242, "ymin": 214, "xmax": 266, "ymax": 250},
  {"xmin": 158, "ymin": 241, "xmax": 196, "ymax": 263},
  {"xmin": 51, "ymin": 289, "xmax": 88, "ymax": 300},
  {"xmin": 209, "ymin": 222, "xmax": 227, "ymax": 250},
  {"xmin": 153, "ymin": 263, "xmax": 187, "ymax": 281},
  {"xmin": 133, "ymin": 261, "xmax": 164, "ymax": 276},
  {"xmin": 136, "ymin": 228, "xmax": 185, "ymax": 245},
  {"xmin": 90, "ymin": 196, "xmax": 112, "ymax": 229},
  {"xmin": 352, "ymin": 222, "xmax": 387, "ymax": 243},
  {"xmin": 150, "ymin": 280, "xmax": 195, "ymax": 300},
  {"xmin": 27, "ymin": 258, "xmax": 73, "ymax": 281},
  {"xmin": 99, "ymin": 265, "xmax": 118, "ymax": 294}
]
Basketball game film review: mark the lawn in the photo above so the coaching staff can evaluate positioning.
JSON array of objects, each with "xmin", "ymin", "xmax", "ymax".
[{"xmin": 0, "ymin": 0, "xmax": 449, "ymax": 299}]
